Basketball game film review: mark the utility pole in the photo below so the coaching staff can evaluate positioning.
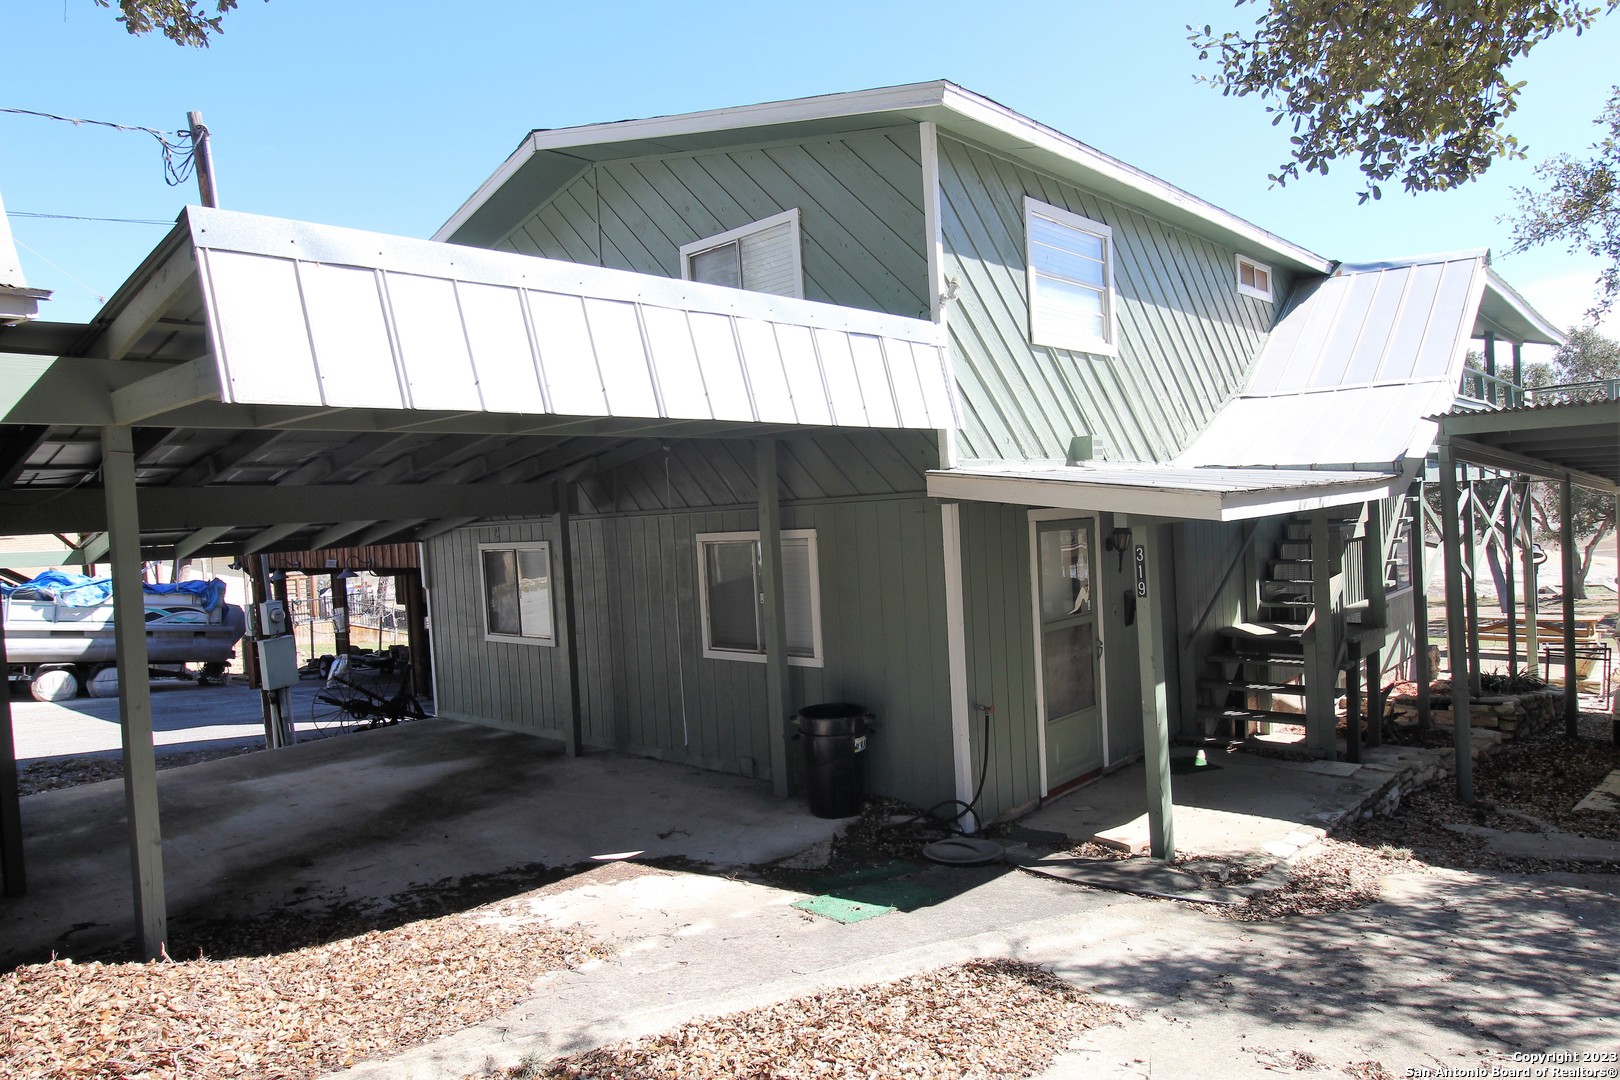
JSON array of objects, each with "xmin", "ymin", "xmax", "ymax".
[{"xmin": 186, "ymin": 110, "xmax": 219, "ymax": 208}]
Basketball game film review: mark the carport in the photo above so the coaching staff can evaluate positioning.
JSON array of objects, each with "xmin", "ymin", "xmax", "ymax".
[
  {"xmin": 1429, "ymin": 394, "xmax": 1620, "ymax": 800},
  {"xmin": 0, "ymin": 206, "xmax": 955, "ymax": 957}
]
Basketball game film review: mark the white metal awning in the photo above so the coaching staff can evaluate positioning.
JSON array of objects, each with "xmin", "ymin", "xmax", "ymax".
[
  {"xmin": 190, "ymin": 208, "xmax": 956, "ymax": 429},
  {"xmin": 926, "ymin": 461, "xmax": 1402, "ymax": 521}
]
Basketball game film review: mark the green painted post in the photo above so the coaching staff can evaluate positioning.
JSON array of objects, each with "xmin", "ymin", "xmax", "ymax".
[
  {"xmin": 1134, "ymin": 523, "xmax": 1175, "ymax": 860},
  {"xmin": 555, "ymin": 478, "xmax": 582, "ymax": 757},
  {"xmin": 102, "ymin": 425, "xmax": 168, "ymax": 959},
  {"xmin": 1362, "ymin": 500, "xmax": 1386, "ymax": 748},
  {"xmin": 1521, "ymin": 483, "xmax": 1540, "ymax": 676},
  {"xmin": 0, "ymin": 615, "xmax": 23, "ymax": 895},
  {"xmin": 1463, "ymin": 480, "xmax": 1483, "ymax": 699},
  {"xmin": 757, "ymin": 440, "xmax": 791, "ymax": 798},
  {"xmin": 1305, "ymin": 509, "xmax": 1338, "ymax": 759},
  {"xmin": 1439, "ymin": 443, "xmax": 1474, "ymax": 803},
  {"xmin": 1411, "ymin": 483, "xmax": 1432, "ymax": 730},
  {"xmin": 1505, "ymin": 479, "xmax": 1518, "ymax": 677},
  {"xmin": 1561, "ymin": 477, "xmax": 1579, "ymax": 738}
]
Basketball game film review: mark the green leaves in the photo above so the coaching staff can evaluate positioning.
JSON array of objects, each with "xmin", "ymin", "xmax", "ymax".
[
  {"xmin": 1188, "ymin": 0, "xmax": 1617, "ymax": 200},
  {"xmin": 92, "ymin": 0, "xmax": 256, "ymax": 48}
]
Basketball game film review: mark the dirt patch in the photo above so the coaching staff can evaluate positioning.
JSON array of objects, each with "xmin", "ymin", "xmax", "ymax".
[
  {"xmin": 18, "ymin": 745, "xmax": 261, "ymax": 797},
  {"xmin": 2, "ymin": 902, "xmax": 604, "ymax": 1080},
  {"xmin": 491, "ymin": 958, "xmax": 1122, "ymax": 1080}
]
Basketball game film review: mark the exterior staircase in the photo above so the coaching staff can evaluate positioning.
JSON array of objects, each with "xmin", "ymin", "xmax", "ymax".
[{"xmin": 1197, "ymin": 513, "xmax": 1370, "ymax": 751}]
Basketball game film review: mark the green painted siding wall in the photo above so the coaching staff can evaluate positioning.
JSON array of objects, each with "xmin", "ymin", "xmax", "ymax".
[
  {"xmin": 425, "ymin": 494, "xmax": 955, "ymax": 810},
  {"xmin": 954, "ymin": 503, "xmax": 1147, "ymax": 822},
  {"xmin": 937, "ymin": 135, "xmax": 1289, "ymax": 465},
  {"xmin": 496, "ymin": 128, "xmax": 930, "ymax": 319}
]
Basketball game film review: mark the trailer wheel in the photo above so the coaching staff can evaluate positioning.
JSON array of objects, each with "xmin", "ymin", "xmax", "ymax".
[
  {"xmin": 86, "ymin": 665, "xmax": 121, "ymax": 698},
  {"xmin": 30, "ymin": 667, "xmax": 79, "ymax": 702}
]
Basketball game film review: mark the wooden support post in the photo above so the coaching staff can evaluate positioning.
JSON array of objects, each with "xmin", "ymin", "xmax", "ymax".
[
  {"xmin": 1561, "ymin": 477, "xmax": 1579, "ymax": 738},
  {"xmin": 1505, "ymin": 478, "xmax": 1518, "ymax": 677},
  {"xmin": 1464, "ymin": 480, "xmax": 1483, "ymax": 699},
  {"xmin": 1362, "ymin": 500, "xmax": 1386, "ymax": 748},
  {"xmin": 1305, "ymin": 509, "xmax": 1339, "ymax": 759},
  {"xmin": 102, "ymin": 425, "xmax": 168, "ymax": 958},
  {"xmin": 554, "ymin": 479, "xmax": 583, "ymax": 757},
  {"xmin": 400, "ymin": 570, "xmax": 432, "ymax": 698},
  {"xmin": 1411, "ymin": 484, "xmax": 1433, "ymax": 730},
  {"xmin": 331, "ymin": 573, "xmax": 351, "ymax": 659},
  {"xmin": 1483, "ymin": 331, "xmax": 1497, "ymax": 406},
  {"xmin": 1135, "ymin": 523, "xmax": 1175, "ymax": 860},
  {"xmin": 1613, "ymin": 520, "xmax": 1619, "ymax": 743},
  {"xmin": 756, "ymin": 440, "xmax": 791, "ymax": 798},
  {"xmin": 1439, "ymin": 443, "xmax": 1474, "ymax": 802},
  {"xmin": 1345, "ymin": 641, "xmax": 1362, "ymax": 764},
  {"xmin": 1521, "ymin": 484, "xmax": 1540, "ymax": 676},
  {"xmin": 1511, "ymin": 341, "xmax": 1524, "ymax": 395},
  {"xmin": 0, "ymin": 616, "xmax": 23, "ymax": 895}
]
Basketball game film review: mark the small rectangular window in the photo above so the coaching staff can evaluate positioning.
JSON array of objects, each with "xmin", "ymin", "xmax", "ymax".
[
  {"xmin": 697, "ymin": 529, "xmax": 822, "ymax": 666},
  {"xmin": 680, "ymin": 209, "xmax": 803, "ymax": 298},
  {"xmin": 1025, "ymin": 197, "xmax": 1116, "ymax": 356},
  {"xmin": 1237, "ymin": 255, "xmax": 1273, "ymax": 302},
  {"xmin": 480, "ymin": 542, "xmax": 554, "ymax": 646}
]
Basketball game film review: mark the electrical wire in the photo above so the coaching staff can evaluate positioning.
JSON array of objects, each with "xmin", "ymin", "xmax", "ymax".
[
  {"xmin": 7, "ymin": 211, "xmax": 173, "ymax": 226},
  {"xmin": 0, "ymin": 107, "xmax": 199, "ymax": 186}
]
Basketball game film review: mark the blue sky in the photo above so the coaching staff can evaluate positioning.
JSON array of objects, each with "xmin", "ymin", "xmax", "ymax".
[{"xmin": 5, "ymin": 0, "xmax": 1617, "ymax": 337}]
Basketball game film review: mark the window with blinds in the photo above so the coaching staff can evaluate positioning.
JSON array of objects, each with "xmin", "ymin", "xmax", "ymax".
[
  {"xmin": 680, "ymin": 209, "xmax": 804, "ymax": 299},
  {"xmin": 1024, "ymin": 197, "xmax": 1117, "ymax": 356},
  {"xmin": 696, "ymin": 529, "xmax": 822, "ymax": 665}
]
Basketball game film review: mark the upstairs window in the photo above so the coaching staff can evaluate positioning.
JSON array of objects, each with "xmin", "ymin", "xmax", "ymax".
[
  {"xmin": 697, "ymin": 530, "xmax": 822, "ymax": 666},
  {"xmin": 1025, "ymin": 197, "xmax": 1117, "ymax": 356},
  {"xmin": 480, "ymin": 542, "xmax": 554, "ymax": 646},
  {"xmin": 680, "ymin": 209, "xmax": 803, "ymax": 298},
  {"xmin": 1237, "ymin": 255, "xmax": 1273, "ymax": 302}
]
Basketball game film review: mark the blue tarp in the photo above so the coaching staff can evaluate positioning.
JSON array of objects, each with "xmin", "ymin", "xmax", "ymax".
[{"xmin": 1, "ymin": 571, "xmax": 227, "ymax": 612}]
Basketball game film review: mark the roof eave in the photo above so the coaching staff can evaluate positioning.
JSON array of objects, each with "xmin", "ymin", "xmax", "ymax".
[{"xmin": 435, "ymin": 81, "xmax": 1333, "ymax": 275}]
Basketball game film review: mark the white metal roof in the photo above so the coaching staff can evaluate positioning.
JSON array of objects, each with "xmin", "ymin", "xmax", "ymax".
[
  {"xmin": 437, "ymin": 81, "xmax": 1332, "ymax": 276},
  {"xmin": 1174, "ymin": 252, "xmax": 1493, "ymax": 470},
  {"xmin": 926, "ymin": 462, "xmax": 1401, "ymax": 521},
  {"xmin": 189, "ymin": 208, "xmax": 956, "ymax": 429}
]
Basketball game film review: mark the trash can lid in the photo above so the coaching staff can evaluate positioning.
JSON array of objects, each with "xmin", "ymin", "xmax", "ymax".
[{"xmin": 794, "ymin": 702, "xmax": 871, "ymax": 736}]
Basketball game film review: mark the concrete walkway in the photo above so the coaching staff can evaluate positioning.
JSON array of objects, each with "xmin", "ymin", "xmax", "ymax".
[{"xmin": 340, "ymin": 856, "xmax": 1620, "ymax": 1079}]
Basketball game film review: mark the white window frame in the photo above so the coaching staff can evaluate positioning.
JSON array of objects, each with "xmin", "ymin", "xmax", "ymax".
[
  {"xmin": 1236, "ymin": 255, "xmax": 1274, "ymax": 302},
  {"xmin": 478, "ymin": 541, "xmax": 555, "ymax": 647},
  {"xmin": 679, "ymin": 208, "xmax": 804, "ymax": 299},
  {"xmin": 1024, "ymin": 196, "xmax": 1117, "ymax": 357},
  {"xmin": 696, "ymin": 529, "xmax": 823, "ymax": 667}
]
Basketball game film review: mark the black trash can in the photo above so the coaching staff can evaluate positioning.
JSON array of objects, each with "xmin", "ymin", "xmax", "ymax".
[{"xmin": 794, "ymin": 703, "xmax": 873, "ymax": 819}]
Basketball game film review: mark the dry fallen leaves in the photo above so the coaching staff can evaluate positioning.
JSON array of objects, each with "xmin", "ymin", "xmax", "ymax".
[
  {"xmin": 501, "ymin": 959, "xmax": 1121, "ymax": 1080},
  {"xmin": 1, "ymin": 906, "xmax": 604, "ymax": 1079}
]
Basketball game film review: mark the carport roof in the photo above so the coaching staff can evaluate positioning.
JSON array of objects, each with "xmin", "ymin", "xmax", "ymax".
[
  {"xmin": 0, "ymin": 207, "xmax": 954, "ymax": 557},
  {"xmin": 1434, "ymin": 398, "xmax": 1619, "ymax": 493}
]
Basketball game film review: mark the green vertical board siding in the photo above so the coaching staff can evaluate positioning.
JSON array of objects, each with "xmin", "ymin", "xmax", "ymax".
[
  {"xmin": 425, "ymin": 495, "xmax": 953, "ymax": 809},
  {"xmin": 494, "ymin": 128, "xmax": 929, "ymax": 320},
  {"xmin": 937, "ymin": 136, "xmax": 1287, "ymax": 465},
  {"xmin": 577, "ymin": 432, "xmax": 937, "ymax": 515},
  {"xmin": 1096, "ymin": 512, "xmax": 1144, "ymax": 761},
  {"xmin": 956, "ymin": 501, "xmax": 1041, "ymax": 821}
]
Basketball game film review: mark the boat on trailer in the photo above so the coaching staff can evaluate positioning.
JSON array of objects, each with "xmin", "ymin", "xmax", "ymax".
[{"xmin": 2, "ymin": 572, "xmax": 247, "ymax": 701}]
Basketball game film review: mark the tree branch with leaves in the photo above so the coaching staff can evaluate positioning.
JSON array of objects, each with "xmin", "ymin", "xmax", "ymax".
[{"xmin": 92, "ymin": 0, "xmax": 260, "ymax": 48}]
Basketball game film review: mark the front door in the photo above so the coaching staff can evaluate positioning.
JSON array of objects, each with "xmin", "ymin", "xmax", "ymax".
[{"xmin": 1036, "ymin": 519, "xmax": 1103, "ymax": 790}]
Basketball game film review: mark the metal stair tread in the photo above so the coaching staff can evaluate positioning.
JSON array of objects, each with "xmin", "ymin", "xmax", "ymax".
[{"xmin": 1197, "ymin": 678, "xmax": 1309, "ymax": 695}]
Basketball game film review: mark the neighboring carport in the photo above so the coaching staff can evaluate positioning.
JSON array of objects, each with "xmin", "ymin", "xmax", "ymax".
[
  {"xmin": 0, "ymin": 206, "xmax": 956, "ymax": 958},
  {"xmin": 1431, "ymin": 396, "xmax": 1620, "ymax": 801}
]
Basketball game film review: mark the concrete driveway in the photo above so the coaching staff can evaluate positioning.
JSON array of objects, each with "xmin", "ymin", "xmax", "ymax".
[{"xmin": 1, "ymin": 717, "xmax": 844, "ymax": 968}]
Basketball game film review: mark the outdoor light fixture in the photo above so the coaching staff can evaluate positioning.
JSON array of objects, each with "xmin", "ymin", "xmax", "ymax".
[
  {"xmin": 1105, "ymin": 527, "xmax": 1132, "ymax": 572},
  {"xmin": 267, "ymin": 570, "xmax": 287, "ymax": 584},
  {"xmin": 336, "ymin": 568, "xmax": 358, "ymax": 580}
]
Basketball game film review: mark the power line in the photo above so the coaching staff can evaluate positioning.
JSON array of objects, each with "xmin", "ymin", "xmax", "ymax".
[
  {"xmin": 7, "ymin": 211, "xmax": 174, "ymax": 226},
  {"xmin": 0, "ymin": 106, "xmax": 199, "ymax": 187}
]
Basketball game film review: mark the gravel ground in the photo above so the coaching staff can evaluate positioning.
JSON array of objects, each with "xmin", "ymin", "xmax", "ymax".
[{"xmin": 492, "ymin": 959, "xmax": 1122, "ymax": 1080}]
